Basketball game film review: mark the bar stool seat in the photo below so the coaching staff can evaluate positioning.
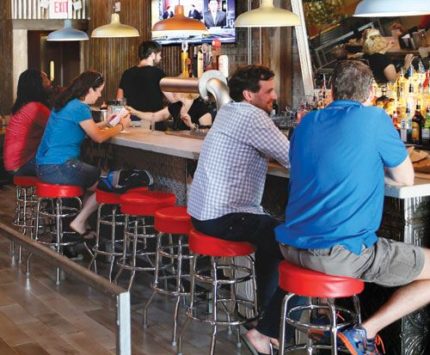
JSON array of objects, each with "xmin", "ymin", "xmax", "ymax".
[
  {"xmin": 114, "ymin": 190, "xmax": 176, "ymax": 290},
  {"xmin": 144, "ymin": 206, "xmax": 192, "ymax": 346},
  {"xmin": 189, "ymin": 232, "xmax": 255, "ymax": 257},
  {"xmin": 33, "ymin": 182, "xmax": 84, "ymax": 285},
  {"xmin": 178, "ymin": 229, "xmax": 259, "ymax": 355},
  {"xmin": 13, "ymin": 175, "xmax": 39, "ymax": 187},
  {"xmin": 154, "ymin": 206, "xmax": 192, "ymax": 234},
  {"xmin": 278, "ymin": 260, "xmax": 364, "ymax": 355},
  {"xmin": 120, "ymin": 191, "xmax": 176, "ymax": 215},
  {"xmin": 36, "ymin": 182, "xmax": 84, "ymax": 198}
]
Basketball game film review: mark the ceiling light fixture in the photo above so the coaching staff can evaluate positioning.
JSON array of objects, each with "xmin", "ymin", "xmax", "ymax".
[
  {"xmin": 91, "ymin": 10, "xmax": 139, "ymax": 38},
  {"xmin": 235, "ymin": 0, "xmax": 300, "ymax": 28},
  {"xmin": 47, "ymin": 20, "xmax": 89, "ymax": 41},
  {"xmin": 354, "ymin": 0, "xmax": 430, "ymax": 17},
  {"xmin": 152, "ymin": 4, "xmax": 208, "ymax": 38}
]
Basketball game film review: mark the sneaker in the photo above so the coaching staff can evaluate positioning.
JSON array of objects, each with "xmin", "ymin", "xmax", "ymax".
[
  {"xmin": 366, "ymin": 335, "xmax": 385, "ymax": 355},
  {"xmin": 337, "ymin": 326, "xmax": 384, "ymax": 355}
]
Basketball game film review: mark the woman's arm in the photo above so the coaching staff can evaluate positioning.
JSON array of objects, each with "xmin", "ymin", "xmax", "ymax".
[
  {"xmin": 126, "ymin": 105, "xmax": 171, "ymax": 122},
  {"xmin": 80, "ymin": 113, "xmax": 131, "ymax": 144},
  {"xmin": 384, "ymin": 53, "xmax": 414, "ymax": 82}
]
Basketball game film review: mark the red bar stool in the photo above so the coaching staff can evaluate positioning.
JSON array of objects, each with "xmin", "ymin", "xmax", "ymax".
[
  {"xmin": 278, "ymin": 260, "xmax": 364, "ymax": 355},
  {"xmin": 13, "ymin": 176, "xmax": 39, "ymax": 237},
  {"xmin": 33, "ymin": 182, "xmax": 84, "ymax": 285},
  {"xmin": 177, "ymin": 229, "xmax": 259, "ymax": 355},
  {"xmin": 143, "ymin": 206, "xmax": 192, "ymax": 346},
  {"xmin": 114, "ymin": 190, "xmax": 176, "ymax": 290},
  {"xmin": 89, "ymin": 186, "xmax": 149, "ymax": 281}
]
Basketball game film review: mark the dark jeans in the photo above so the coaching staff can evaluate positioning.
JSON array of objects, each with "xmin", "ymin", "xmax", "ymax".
[
  {"xmin": 14, "ymin": 157, "xmax": 37, "ymax": 176},
  {"xmin": 191, "ymin": 213, "xmax": 283, "ymax": 313},
  {"xmin": 192, "ymin": 213, "xmax": 307, "ymax": 340}
]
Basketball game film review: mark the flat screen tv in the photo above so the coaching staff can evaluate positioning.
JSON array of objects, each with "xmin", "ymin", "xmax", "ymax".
[{"xmin": 151, "ymin": 0, "xmax": 236, "ymax": 45}]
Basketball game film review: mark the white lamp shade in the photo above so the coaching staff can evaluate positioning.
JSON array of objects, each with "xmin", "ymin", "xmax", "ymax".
[
  {"xmin": 354, "ymin": 0, "xmax": 430, "ymax": 17},
  {"xmin": 235, "ymin": 0, "xmax": 300, "ymax": 28},
  {"xmin": 47, "ymin": 20, "xmax": 89, "ymax": 41},
  {"xmin": 91, "ymin": 13, "xmax": 140, "ymax": 38}
]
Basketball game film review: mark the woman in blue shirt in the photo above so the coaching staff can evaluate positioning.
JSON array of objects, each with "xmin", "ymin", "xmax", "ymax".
[{"xmin": 36, "ymin": 70, "xmax": 131, "ymax": 235}]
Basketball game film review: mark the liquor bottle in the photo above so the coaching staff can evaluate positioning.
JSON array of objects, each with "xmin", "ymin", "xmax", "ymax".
[
  {"xmin": 391, "ymin": 110, "xmax": 399, "ymax": 129},
  {"xmin": 406, "ymin": 107, "xmax": 413, "ymax": 143},
  {"xmin": 412, "ymin": 104, "xmax": 424, "ymax": 145},
  {"xmin": 399, "ymin": 107, "xmax": 408, "ymax": 143},
  {"xmin": 422, "ymin": 107, "xmax": 430, "ymax": 146}
]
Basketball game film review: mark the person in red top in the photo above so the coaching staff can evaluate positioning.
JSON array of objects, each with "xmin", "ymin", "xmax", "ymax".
[{"xmin": 4, "ymin": 69, "xmax": 52, "ymax": 176}]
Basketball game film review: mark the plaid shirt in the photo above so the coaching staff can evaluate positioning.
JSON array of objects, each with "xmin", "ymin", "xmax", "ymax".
[{"xmin": 188, "ymin": 101, "xmax": 290, "ymax": 220}]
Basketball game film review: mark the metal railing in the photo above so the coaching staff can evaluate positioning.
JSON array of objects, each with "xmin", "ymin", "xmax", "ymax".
[
  {"xmin": 11, "ymin": 0, "xmax": 88, "ymax": 20},
  {"xmin": 0, "ymin": 222, "xmax": 131, "ymax": 355}
]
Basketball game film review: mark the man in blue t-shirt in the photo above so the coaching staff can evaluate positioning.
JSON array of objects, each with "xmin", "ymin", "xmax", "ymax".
[
  {"xmin": 246, "ymin": 60, "xmax": 430, "ymax": 354},
  {"xmin": 275, "ymin": 60, "xmax": 430, "ymax": 354}
]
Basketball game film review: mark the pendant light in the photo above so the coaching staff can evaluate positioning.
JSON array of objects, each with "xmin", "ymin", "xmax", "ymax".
[
  {"xmin": 235, "ymin": 0, "xmax": 300, "ymax": 28},
  {"xmin": 91, "ymin": 13, "xmax": 139, "ymax": 38},
  {"xmin": 47, "ymin": 20, "xmax": 89, "ymax": 41},
  {"xmin": 152, "ymin": 4, "xmax": 208, "ymax": 38},
  {"xmin": 354, "ymin": 0, "xmax": 430, "ymax": 17}
]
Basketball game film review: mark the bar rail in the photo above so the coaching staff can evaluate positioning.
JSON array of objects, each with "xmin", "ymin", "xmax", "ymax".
[{"xmin": 0, "ymin": 221, "xmax": 131, "ymax": 355}]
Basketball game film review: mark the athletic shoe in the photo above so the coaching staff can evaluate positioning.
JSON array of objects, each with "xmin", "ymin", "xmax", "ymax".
[{"xmin": 337, "ymin": 326, "xmax": 384, "ymax": 355}]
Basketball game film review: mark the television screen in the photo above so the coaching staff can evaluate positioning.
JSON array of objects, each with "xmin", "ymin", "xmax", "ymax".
[{"xmin": 151, "ymin": 0, "xmax": 236, "ymax": 45}]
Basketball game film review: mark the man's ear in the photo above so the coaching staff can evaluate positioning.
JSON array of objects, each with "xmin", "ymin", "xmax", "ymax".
[{"xmin": 242, "ymin": 89, "xmax": 253, "ymax": 103}]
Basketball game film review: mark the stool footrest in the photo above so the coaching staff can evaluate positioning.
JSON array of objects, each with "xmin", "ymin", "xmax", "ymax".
[{"xmin": 185, "ymin": 299, "xmax": 257, "ymax": 326}]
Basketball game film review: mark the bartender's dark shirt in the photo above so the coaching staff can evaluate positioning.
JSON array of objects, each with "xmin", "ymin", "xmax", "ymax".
[
  {"xmin": 119, "ymin": 65, "xmax": 166, "ymax": 129},
  {"xmin": 363, "ymin": 53, "xmax": 393, "ymax": 84}
]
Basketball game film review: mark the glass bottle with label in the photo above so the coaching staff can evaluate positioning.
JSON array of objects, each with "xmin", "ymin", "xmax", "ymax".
[
  {"xmin": 412, "ymin": 104, "xmax": 424, "ymax": 145},
  {"xmin": 422, "ymin": 107, "xmax": 430, "ymax": 146}
]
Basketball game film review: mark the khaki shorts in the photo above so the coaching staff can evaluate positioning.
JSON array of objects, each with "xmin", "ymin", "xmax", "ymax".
[{"xmin": 280, "ymin": 238, "xmax": 425, "ymax": 287}]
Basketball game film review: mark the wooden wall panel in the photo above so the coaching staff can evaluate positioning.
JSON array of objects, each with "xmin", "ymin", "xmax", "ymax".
[
  {"xmin": 0, "ymin": 1, "xmax": 13, "ymax": 115},
  {"xmin": 0, "ymin": 0, "xmax": 294, "ymax": 113},
  {"xmin": 88, "ymin": 0, "xmax": 293, "ymax": 107},
  {"xmin": 88, "ymin": 0, "xmax": 180, "ymax": 102}
]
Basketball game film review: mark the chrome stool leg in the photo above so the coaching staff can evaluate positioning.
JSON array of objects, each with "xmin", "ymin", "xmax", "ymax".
[{"xmin": 177, "ymin": 254, "xmax": 197, "ymax": 355}]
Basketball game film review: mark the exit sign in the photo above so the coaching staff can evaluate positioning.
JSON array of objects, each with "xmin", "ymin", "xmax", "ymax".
[{"xmin": 49, "ymin": 0, "xmax": 72, "ymax": 19}]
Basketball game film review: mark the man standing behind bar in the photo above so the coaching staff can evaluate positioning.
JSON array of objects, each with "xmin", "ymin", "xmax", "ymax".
[
  {"xmin": 275, "ymin": 60, "xmax": 430, "ymax": 354},
  {"xmin": 117, "ymin": 41, "xmax": 175, "ymax": 130},
  {"xmin": 188, "ymin": 65, "xmax": 289, "ymax": 326}
]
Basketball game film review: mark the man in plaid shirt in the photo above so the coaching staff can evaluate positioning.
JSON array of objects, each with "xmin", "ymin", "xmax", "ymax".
[{"xmin": 188, "ymin": 65, "xmax": 290, "ymax": 352}]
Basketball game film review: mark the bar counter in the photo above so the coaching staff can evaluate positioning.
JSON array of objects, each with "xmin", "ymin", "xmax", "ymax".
[
  {"xmin": 109, "ymin": 126, "xmax": 430, "ymax": 199},
  {"xmin": 84, "ymin": 127, "xmax": 430, "ymax": 355}
]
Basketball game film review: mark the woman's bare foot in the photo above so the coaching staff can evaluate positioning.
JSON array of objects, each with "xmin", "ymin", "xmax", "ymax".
[
  {"xmin": 69, "ymin": 218, "xmax": 89, "ymax": 235},
  {"xmin": 245, "ymin": 329, "xmax": 274, "ymax": 354}
]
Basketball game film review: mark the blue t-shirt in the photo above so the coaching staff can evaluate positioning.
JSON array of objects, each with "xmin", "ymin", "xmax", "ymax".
[
  {"xmin": 36, "ymin": 99, "xmax": 91, "ymax": 165},
  {"xmin": 275, "ymin": 100, "xmax": 407, "ymax": 255}
]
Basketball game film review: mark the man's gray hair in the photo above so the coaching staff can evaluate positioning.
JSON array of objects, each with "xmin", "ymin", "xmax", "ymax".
[{"xmin": 332, "ymin": 60, "xmax": 374, "ymax": 102}]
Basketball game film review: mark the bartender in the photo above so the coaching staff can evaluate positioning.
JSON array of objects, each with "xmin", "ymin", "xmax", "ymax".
[{"xmin": 362, "ymin": 31, "xmax": 414, "ymax": 84}]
